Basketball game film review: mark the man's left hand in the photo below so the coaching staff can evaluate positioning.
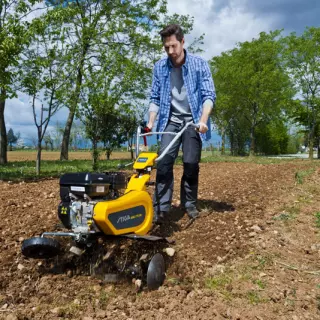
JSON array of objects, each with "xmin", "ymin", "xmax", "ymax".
[{"xmin": 197, "ymin": 122, "xmax": 208, "ymax": 134}]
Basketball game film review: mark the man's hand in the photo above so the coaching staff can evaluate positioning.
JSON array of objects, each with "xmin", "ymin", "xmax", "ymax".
[
  {"xmin": 197, "ymin": 122, "xmax": 208, "ymax": 134},
  {"xmin": 147, "ymin": 111, "xmax": 157, "ymax": 130}
]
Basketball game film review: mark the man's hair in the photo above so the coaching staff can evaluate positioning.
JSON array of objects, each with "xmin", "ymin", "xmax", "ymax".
[{"xmin": 159, "ymin": 24, "xmax": 184, "ymax": 42}]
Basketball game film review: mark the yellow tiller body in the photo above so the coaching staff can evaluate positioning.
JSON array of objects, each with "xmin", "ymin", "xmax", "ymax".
[{"xmin": 93, "ymin": 152, "xmax": 158, "ymax": 236}]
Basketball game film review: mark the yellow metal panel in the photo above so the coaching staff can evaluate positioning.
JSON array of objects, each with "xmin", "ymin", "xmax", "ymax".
[
  {"xmin": 93, "ymin": 190, "xmax": 153, "ymax": 236},
  {"xmin": 125, "ymin": 174, "xmax": 150, "ymax": 193},
  {"xmin": 133, "ymin": 152, "xmax": 158, "ymax": 170}
]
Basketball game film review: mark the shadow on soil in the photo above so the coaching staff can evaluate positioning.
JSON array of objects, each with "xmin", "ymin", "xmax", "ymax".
[
  {"xmin": 198, "ymin": 199, "xmax": 235, "ymax": 213},
  {"xmin": 151, "ymin": 200, "xmax": 235, "ymax": 238}
]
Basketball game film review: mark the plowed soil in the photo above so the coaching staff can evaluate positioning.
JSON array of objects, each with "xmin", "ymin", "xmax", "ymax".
[{"xmin": 1, "ymin": 160, "xmax": 320, "ymax": 320}]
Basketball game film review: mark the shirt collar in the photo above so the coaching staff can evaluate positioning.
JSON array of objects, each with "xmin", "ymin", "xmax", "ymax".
[{"xmin": 165, "ymin": 49, "xmax": 189, "ymax": 72}]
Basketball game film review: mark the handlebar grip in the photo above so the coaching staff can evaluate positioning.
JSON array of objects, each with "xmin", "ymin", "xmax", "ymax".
[
  {"xmin": 141, "ymin": 127, "xmax": 151, "ymax": 134},
  {"xmin": 141, "ymin": 127, "xmax": 151, "ymax": 146}
]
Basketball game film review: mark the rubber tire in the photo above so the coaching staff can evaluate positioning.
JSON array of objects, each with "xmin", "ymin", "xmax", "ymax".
[{"xmin": 21, "ymin": 237, "xmax": 60, "ymax": 259}]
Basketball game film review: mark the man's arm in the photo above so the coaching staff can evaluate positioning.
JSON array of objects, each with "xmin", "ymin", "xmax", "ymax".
[
  {"xmin": 198, "ymin": 61, "xmax": 216, "ymax": 133},
  {"xmin": 147, "ymin": 104, "xmax": 159, "ymax": 129},
  {"xmin": 198, "ymin": 99, "xmax": 213, "ymax": 133},
  {"xmin": 147, "ymin": 65, "xmax": 160, "ymax": 130}
]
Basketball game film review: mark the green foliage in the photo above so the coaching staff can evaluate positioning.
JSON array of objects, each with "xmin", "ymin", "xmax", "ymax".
[
  {"xmin": 19, "ymin": 15, "xmax": 65, "ymax": 174},
  {"xmin": 44, "ymin": 0, "xmax": 196, "ymax": 160},
  {"xmin": 284, "ymin": 27, "xmax": 320, "ymax": 159},
  {"xmin": 286, "ymin": 132, "xmax": 304, "ymax": 154},
  {"xmin": 7, "ymin": 128, "xmax": 18, "ymax": 147},
  {"xmin": 255, "ymin": 120, "xmax": 289, "ymax": 155},
  {"xmin": 211, "ymin": 30, "xmax": 295, "ymax": 156},
  {"xmin": 0, "ymin": 0, "xmax": 40, "ymax": 96},
  {"xmin": 149, "ymin": 143, "xmax": 160, "ymax": 153},
  {"xmin": 0, "ymin": 0, "xmax": 42, "ymax": 164}
]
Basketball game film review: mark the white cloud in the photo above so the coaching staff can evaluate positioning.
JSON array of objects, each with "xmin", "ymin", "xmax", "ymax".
[
  {"xmin": 5, "ymin": 91, "xmax": 70, "ymax": 141},
  {"xmin": 4, "ymin": 0, "xmax": 319, "ymax": 143},
  {"xmin": 167, "ymin": 0, "xmax": 279, "ymax": 59}
]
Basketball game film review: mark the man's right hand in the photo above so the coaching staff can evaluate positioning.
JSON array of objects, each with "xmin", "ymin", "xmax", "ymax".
[
  {"xmin": 142, "ymin": 126, "xmax": 151, "ymax": 134},
  {"xmin": 147, "ymin": 111, "xmax": 157, "ymax": 131}
]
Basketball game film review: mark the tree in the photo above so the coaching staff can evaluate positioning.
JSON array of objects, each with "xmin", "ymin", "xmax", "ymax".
[
  {"xmin": 0, "ymin": 0, "xmax": 40, "ymax": 163},
  {"xmin": 7, "ymin": 128, "xmax": 18, "ymax": 150},
  {"xmin": 44, "ymin": 0, "xmax": 196, "ymax": 161},
  {"xmin": 211, "ymin": 31, "xmax": 295, "ymax": 156},
  {"xmin": 255, "ymin": 120, "xmax": 289, "ymax": 155},
  {"xmin": 100, "ymin": 112, "xmax": 128, "ymax": 160},
  {"xmin": 122, "ymin": 114, "xmax": 140, "ymax": 160},
  {"xmin": 45, "ymin": 0, "xmax": 160, "ymax": 160},
  {"xmin": 284, "ymin": 27, "xmax": 320, "ymax": 159},
  {"xmin": 20, "ymin": 17, "xmax": 63, "ymax": 175},
  {"xmin": 43, "ymin": 133, "xmax": 54, "ymax": 151}
]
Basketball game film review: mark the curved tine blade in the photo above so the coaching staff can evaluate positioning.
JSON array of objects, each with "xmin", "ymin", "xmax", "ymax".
[{"xmin": 147, "ymin": 253, "xmax": 166, "ymax": 290}]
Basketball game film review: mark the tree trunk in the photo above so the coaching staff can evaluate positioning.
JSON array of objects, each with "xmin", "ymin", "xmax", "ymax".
[
  {"xmin": 60, "ymin": 109, "xmax": 75, "ymax": 160},
  {"xmin": 60, "ymin": 56, "xmax": 84, "ymax": 160},
  {"xmin": 36, "ymin": 128, "xmax": 42, "ymax": 176},
  {"xmin": 308, "ymin": 123, "xmax": 315, "ymax": 160},
  {"xmin": 106, "ymin": 149, "xmax": 112, "ymax": 160},
  {"xmin": 0, "ymin": 92, "xmax": 7, "ymax": 164},
  {"xmin": 36, "ymin": 142, "xmax": 41, "ymax": 176},
  {"xmin": 92, "ymin": 139, "xmax": 99, "ymax": 171},
  {"xmin": 221, "ymin": 127, "xmax": 226, "ymax": 155},
  {"xmin": 249, "ymin": 125, "xmax": 255, "ymax": 157}
]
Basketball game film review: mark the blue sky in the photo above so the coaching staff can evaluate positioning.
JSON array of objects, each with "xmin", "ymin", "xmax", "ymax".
[{"xmin": 5, "ymin": 0, "xmax": 320, "ymax": 147}]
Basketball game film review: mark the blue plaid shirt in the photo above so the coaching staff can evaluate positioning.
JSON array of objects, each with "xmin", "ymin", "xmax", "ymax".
[{"xmin": 149, "ymin": 50, "xmax": 216, "ymax": 141}]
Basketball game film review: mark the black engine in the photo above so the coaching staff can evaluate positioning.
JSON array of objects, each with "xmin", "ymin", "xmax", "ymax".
[{"xmin": 58, "ymin": 172, "xmax": 127, "ymax": 230}]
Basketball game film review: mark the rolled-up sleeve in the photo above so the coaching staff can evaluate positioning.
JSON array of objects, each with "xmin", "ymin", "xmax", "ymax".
[
  {"xmin": 150, "ymin": 64, "xmax": 160, "ymax": 107},
  {"xmin": 149, "ymin": 102, "xmax": 159, "ymax": 114},
  {"xmin": 201, "ymin": 61, "xmax": 216, "ymax": 105}
]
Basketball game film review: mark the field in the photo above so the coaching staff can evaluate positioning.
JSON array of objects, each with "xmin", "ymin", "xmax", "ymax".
[
  {"xmin": 7, "ymin": 151, "xmax": 132, "ymax": 162},
  {"xmin": 1, "ymin": 155, "xmax": 320, "ymax": 319}
]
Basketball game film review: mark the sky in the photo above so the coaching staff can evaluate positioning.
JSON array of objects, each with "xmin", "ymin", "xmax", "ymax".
[{"xmin": 5, "ymin": 0, "xmax": 320, "ymax": 146}]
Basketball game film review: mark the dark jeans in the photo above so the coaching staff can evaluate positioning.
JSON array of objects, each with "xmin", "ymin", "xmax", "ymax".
[{"xmin": 153, "ymin": 121, "xmax": 202, "ymax": 215}]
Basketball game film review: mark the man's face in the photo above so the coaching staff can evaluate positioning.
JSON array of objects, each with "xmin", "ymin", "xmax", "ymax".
[{"xmin": 163, "ymin": 35, "xmax": 185, "ymax": 64}]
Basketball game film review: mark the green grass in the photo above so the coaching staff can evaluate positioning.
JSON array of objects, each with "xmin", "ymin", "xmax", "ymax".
[
  {"xmin": 315, "ymin": 212, "xmax": 320, "ymax": 228},
  {"xmin": 205, "ymin": 274, "xmax": 233, "ymax": 300},
  {"xmin": 253, "ymin": 279, "xmax": 266, "ymax": 289},
  {"xmin": 0, "ymin": 159, "xmax": 133, "ymax": 181},
  {"xmin": 1, "ymin": 151, "xmax": 318, "ymax": 182},
  {"xmin": 273, "ymin": 206, "xmax": 300, "ymax": 222},
  {"xmin": 295, "ymin": 168, "xmax": 315, "ymax": 184},
  {"xmin": 205, "ymin": 274, "xmax": 232, "ymax": 290},
  {"xmin": 246, "ymin": 291, "xmax": 264, "ymax": 304}
]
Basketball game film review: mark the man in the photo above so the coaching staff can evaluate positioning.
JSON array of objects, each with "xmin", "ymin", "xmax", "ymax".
[{"xmin": 147, "ymin": 24, "xmax": 216, "ymax": 225}]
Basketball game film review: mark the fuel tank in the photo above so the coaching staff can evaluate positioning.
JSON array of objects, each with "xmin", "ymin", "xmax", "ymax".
[{"xmin": 93, "ymin": 190, "xmax": 153, "ymax": 236}]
